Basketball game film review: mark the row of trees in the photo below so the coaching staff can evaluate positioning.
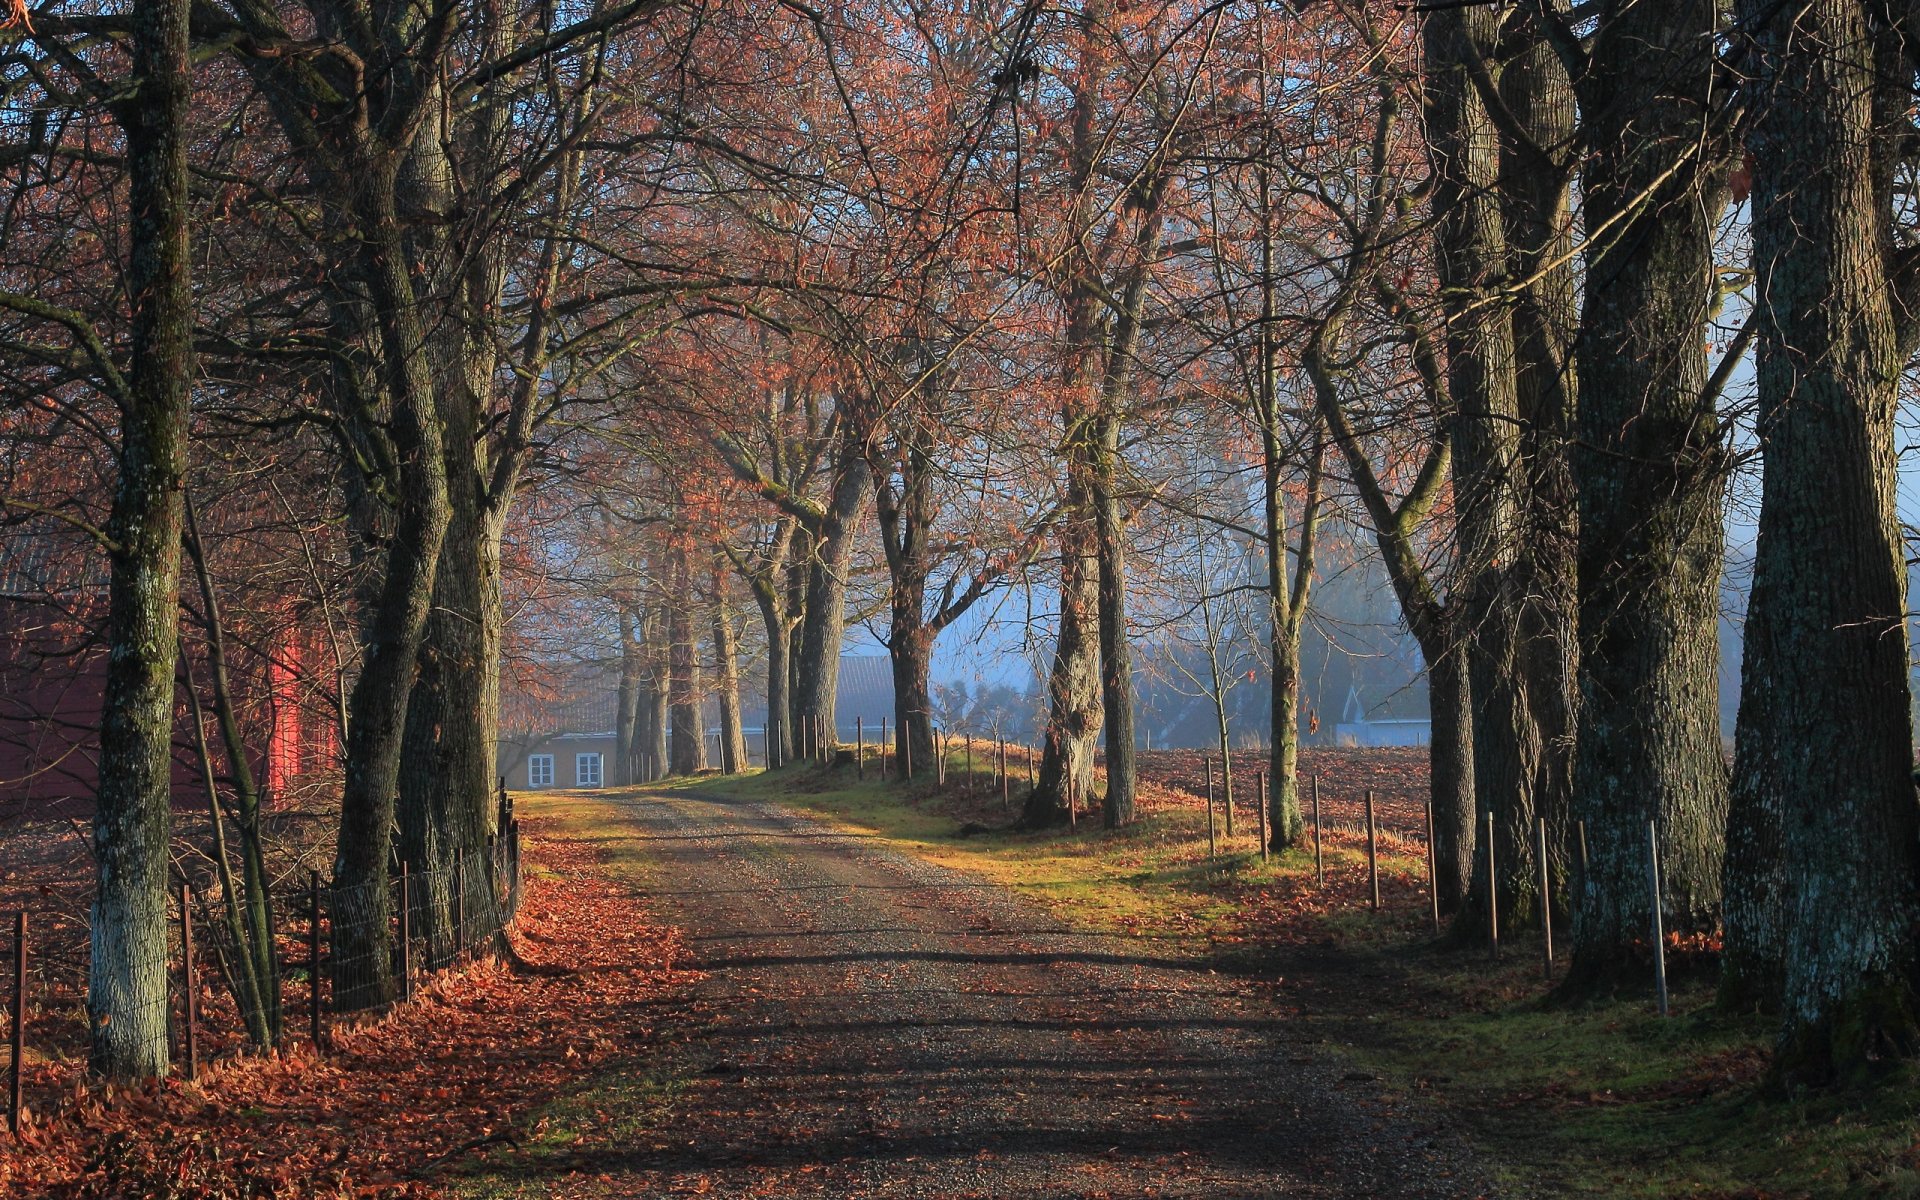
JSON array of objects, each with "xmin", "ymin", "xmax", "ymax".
[{"xmin": 3, "ymin": 0, "xmax": 1916, "ymax": 1086}]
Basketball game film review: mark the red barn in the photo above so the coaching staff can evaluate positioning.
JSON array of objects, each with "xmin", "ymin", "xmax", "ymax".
[{"xmin": 0, "ymin": 531, "xmax": 335, "ymax": 816}]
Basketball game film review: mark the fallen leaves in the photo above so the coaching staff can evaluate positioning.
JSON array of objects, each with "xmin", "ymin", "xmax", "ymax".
[{"xmin": 0, "ymin": 818, "xmax": 700, "ymax": 1198}]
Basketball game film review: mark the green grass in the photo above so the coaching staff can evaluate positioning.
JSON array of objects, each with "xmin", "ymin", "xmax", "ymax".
[
  {"xmin": 453, "ymin": 1066, "xmax": 691, "ymax": 1199},
  {"xmin": 696, "ymin": 760, "xmax": 1920, "ymax": 1199}
]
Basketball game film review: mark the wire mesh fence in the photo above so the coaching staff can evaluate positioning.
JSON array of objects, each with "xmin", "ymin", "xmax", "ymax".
[{"xmin": 4, "ymin": 800, "xmax": 523, "ymax": 1137}]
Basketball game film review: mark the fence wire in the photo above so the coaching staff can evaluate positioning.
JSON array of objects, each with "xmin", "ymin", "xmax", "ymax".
[{"xmin": 5, "ymin": 807, "xmax": 523, "ymax": 1135}]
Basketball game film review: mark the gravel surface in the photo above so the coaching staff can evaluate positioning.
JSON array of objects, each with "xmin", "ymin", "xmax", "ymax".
[{"xmin": 566, "ymin": 785, "xmax": 1493, "ymax": 1199}]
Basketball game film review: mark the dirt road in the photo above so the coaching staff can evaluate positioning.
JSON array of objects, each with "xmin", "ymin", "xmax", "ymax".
[{"xmin": 532, "ymin": 785, "xmax": 1490, "ymax": 1199}]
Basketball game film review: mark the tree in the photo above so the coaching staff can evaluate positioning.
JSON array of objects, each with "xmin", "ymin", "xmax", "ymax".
[
  {"xmin": 1724, "ymin": 0, "xmax": 1920, "ymax": 1080},
  {"xmin": 85, "ymin": 0, "xmax": 195, "ymax": 1080},
  {"xmin": 1540, "ymin": 0, "xmax": 1737, "ymax": 992}
]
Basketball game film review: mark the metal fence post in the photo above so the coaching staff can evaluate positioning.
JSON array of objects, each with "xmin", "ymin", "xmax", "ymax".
[
  {"xmin": 857, "ymin": 717, "xmax": 865, "ymax": 780},
  {"xmin": 10, "ymin": 911, "xmax": 24, "ymax": 1136},
  {"xmin": 1649, "ymin": 821, "xmax": 1669, "ymax": 1016},
  {"xmin": 1364, "ymin": 790, "xmax": 1378, "ymax": 909},
  {"xmin": 1538, "ymin": 816, "xmax": 1554, "ymax": 982},
  {"xmin": 456, "ymin": 855, "xmax": 468, "ymax": 963},
  {"xmin": 309, "ymin": 871, "xmax": 324, "ymax": 1053},
  {"xmin": 180, "ymin": 883, "xmax": 196, "ymax": 1083},
  {"xmin": 1426, "ymin": 799, "xmax": 1441, "ymax": 933},
  {"xmin": 1487, "ymin": 810, "xmax": 1500, "ymax": 961},
  {"xmin": 400, "ymin": 863, "xmax": 413, "ymax": 1005}
]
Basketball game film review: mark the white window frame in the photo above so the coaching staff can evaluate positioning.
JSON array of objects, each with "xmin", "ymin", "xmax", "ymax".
[
  {"xmin": 527, "ymin": 754, "xmax": 554, "ymax": 788},
  {"xmin": 575, "ymin": 752, "xmax": 603, "ymax": 788}
]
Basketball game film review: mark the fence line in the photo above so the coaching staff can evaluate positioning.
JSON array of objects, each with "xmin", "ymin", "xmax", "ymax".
[{"xmin": 4, "ymin": 801, "xmax": 523, "ymax": 1139}]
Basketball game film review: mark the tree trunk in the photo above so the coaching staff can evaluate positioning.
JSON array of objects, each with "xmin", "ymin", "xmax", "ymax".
[
  {"xmin": 1422, "ymin": 3, "xmax": 1538, "ymax": 938},
  {"xmin": 669, "ymin": 550, "xmax": 705, "ymax": 776},
  {"xmin": 183, "ymin": 498, "xmax": 279, "ymax": 1044},
  {"xmin": 90, "ymin": 0, "xmax": 192, "ymax": 1078},
  {"xmin": 793, "ymin": 455, "xmax": 870, "ymax": 753},
  {"xmin": 615, "ymin": 606, "xmax": 643, "ymax": 786},
  {"xmin": 1427, "ymin": 638, "xmax": 1477, "ymax": 914},
  {"xmin": 1729, "ymin": 0, "xmax": 1920, "ymax": 1079},
  {"xmin": 712, "ymin": 582, "xmax": 746, "ymax": 773},
  {"xmin": 642, "ymin": 667, "xmax": 667, "ymax": 783},
  {"xmin": 1563, "ymin": 0, "xmax": 1730, "ymax": 993},
  {"xmin": 890, "ymin": 625, "xmax": 937, "ymax": 782},
  {"xmin": 1030, "ymin": 494, "xmax": 1102, "ymax": 825},
  {"xmin": 1263, "ymin": 428, "xmax": 1320, "ymax": 851},
  {"xmin": 1501, "ymin": 5, "xmax": 1581, "ymax": 924},
  {"xmin": 329, "ymin": 226, "xmax": 450, "ymax": 1009},
  {"xmin": 1091, "ymin": 411, "xmax": 1136, "ymax": 828}
]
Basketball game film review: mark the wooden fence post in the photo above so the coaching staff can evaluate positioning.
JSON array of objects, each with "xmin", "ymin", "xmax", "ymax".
[
  {"xmin": 1205, "ymin": 762, "xmax": 1216, "ymax": 859},
  {"xmin": 857, "ymin": 717, "xmax": 865, "ymax": 780},
  {"xmin": 1312, "ymin": 774, "xmax": 1324, "ymax": 886},
  {"xmin": 1257, "ymin": 771, "xmax": 1269, "ymax": 863}
]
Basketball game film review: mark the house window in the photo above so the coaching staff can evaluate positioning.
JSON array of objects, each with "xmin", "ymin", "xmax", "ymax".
[
  {"xmin": 576, "ymin": 752, "xmax": 603, "ymax": 787},
  {"xmin": 527, "ymin": 755, "xmax": 554, "ymax": 788}
]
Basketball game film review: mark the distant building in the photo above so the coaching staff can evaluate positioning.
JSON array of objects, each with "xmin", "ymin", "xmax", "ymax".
[
  {"xmin": 498, "ymin": 653, "xmax": 897, "ymax": 791},
  {"xmin": 1331, "ymin": 684, "xmax": 1431, "ymax": 748}
]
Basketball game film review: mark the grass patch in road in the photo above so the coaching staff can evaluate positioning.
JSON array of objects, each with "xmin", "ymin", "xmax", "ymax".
[
  {"xmin": 454, "ymin": 1065, "xmax": 691, "ymax": 1200},
  {"xmin": 717, "ymin": 757, "xmax": 1920, "ymax": 1198}
]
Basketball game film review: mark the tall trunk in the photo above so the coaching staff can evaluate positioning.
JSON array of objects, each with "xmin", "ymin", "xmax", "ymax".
[
  {"xmin": 794, "ymin": 455, "xmax": 870, "ymax": 752},
  {"xmin": 394, "ymin": 63, "xmax": 511, "ymax": 966},
  {"xmin": 1501, "ymin": 5, "xmax": 1581, "ymax": 923},
  {"xmin": 642, "ymin": 649, "xmax": 667, "ymax": 784},
  {"xmin": 712, "ymin": 580, "xmax": 746, "ymax": 773},
  {"xmin": 1090, "ymin": 410, "xmax": 1135, "ymax": 828},
  {"xmin": 1423, "ymin": 4, "xmax": 1535, "ymax": 938},
  {"xmin": 669, "ymin": 549, "xmax": 705, "ymax": 775},
  {"xmin": 1030, "ymin": 493, "xmax": 1102, "ymax": 824},
  {"xmin": 873, "ymin": 419, "xmax": 964, "ymax": 778},
  {"xmin": 91, "ymin": 0, "xmax": 192, "ymax": 1077},
  {"xmin": 183, "ymin": 498, "xmax": 279, "ymax": 1044},
  {"xmin": 395, "ymin": 489, "xmax": 491, "ymax": 966},
  {"xmin": 1730, "ymin": 0, "xmax": 1919, "ymax": 1079},
  {"xmin": 1563, "ymin": 0, "xmax": 1730, "ymax": 992},
  {"xmin": 752, "ymin": 588, "xmax": 791, "ymax": 769},
  {"xmin": 330, "ymin": 195, "xmax": 451, "ymax": 1010},
  {"xmin": 1427, "ymin": 638, "xmax": 1477, "ymax": 912},
  {"xmin": 1307, "ymin": 309, "xmax": 1467, "ymax": 913},
  {"xmin": 891, "ymin": 627, "xmax": 936, "ymax": 777},
  {"xmin": 615, "ymin": 605, "xmax": 643, "ymax": 786},
  {"xmin": 1264, "ymin": 429, "xmax": 1321, "ymax": 850}
]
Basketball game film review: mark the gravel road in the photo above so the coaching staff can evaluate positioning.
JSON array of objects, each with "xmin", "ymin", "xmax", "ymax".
[{"xmin": 563, "ymin": 785, "xmax": 1492, "ymax": 1199}]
